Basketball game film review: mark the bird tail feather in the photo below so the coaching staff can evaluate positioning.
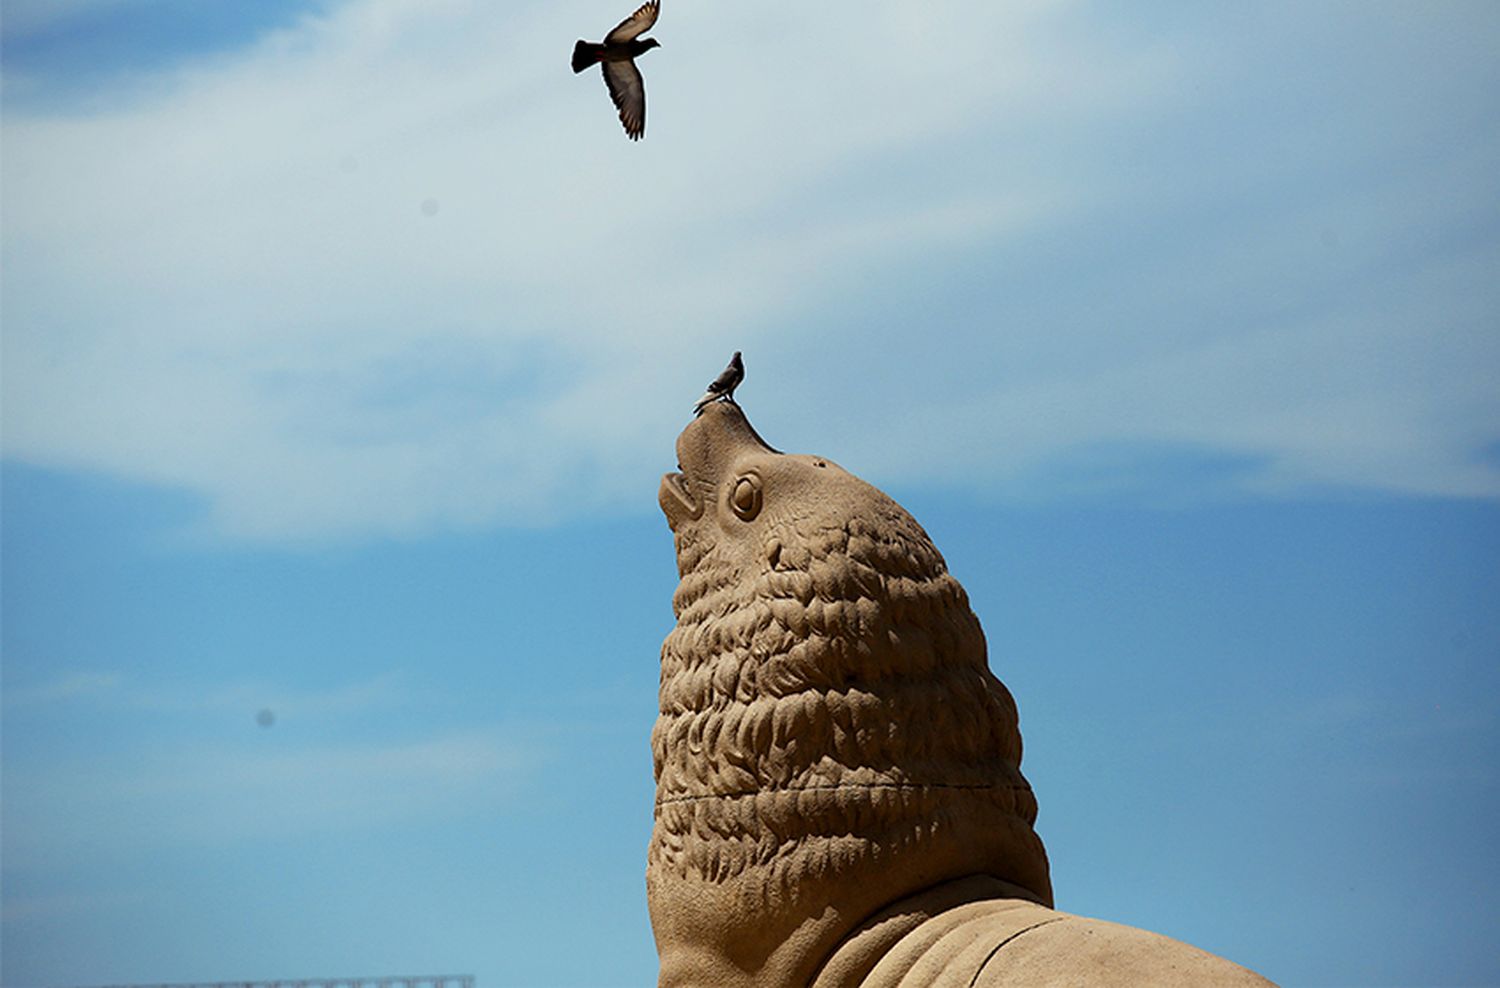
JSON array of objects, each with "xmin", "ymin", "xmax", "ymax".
[{"xmin": 572, "ymin": 41, "xmax": 600, "ymax": 73}]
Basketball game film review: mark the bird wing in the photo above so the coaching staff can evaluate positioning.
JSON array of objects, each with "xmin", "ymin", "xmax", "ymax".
[
  {"xmin": 604, "ymin": 0, "xmax": 659, "ymax": 43},
  {"xmin": 602, "ymin": 59, "xmax": 646, "ymax": 140},
  {"xmin": 709, "ymin": 365, "xmax": 738, "ymax": 392}
]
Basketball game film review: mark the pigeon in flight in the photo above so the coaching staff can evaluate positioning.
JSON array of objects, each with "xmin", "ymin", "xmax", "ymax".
[
  {"xmin": 572, "ymin": 1, "xmax": 661, "ymax": 141},
  {"xmin": 693, "ymin": 351, "xmax": 744, "ymax": 414}
]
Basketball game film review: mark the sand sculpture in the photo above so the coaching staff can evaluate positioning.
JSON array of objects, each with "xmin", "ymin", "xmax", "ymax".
[{"xmin": 650, "ymin": 400, "xmax": 1276, "ymax": 987}]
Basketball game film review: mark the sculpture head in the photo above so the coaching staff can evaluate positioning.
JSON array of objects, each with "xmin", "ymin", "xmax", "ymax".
[{"xmin": 650, "ymin": 402, "xmax": 1051, "ymax": 985}]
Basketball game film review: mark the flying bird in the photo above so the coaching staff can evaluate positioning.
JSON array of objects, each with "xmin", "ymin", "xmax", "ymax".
[
  {"xmin": 572, "ymin": 1, "xmax": 661, "ymax": 141},
  {"xmin": 693, "ymin": 351, "xmax": 744, "ymax": 414}
]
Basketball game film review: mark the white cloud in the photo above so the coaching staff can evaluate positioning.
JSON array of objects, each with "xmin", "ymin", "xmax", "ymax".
[
  {"xmin": 849, "ymin": 237, "xmax": 1500, "ymax": 502},
  {"xmin": 2, "ymin": 1, "xmax": 1497, "ymax": 540}
]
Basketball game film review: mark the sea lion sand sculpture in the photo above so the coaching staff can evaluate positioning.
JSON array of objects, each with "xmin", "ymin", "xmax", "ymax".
[{"xmin": 651, "ymin": 401, "xmax": 1275, "ymax": 987}]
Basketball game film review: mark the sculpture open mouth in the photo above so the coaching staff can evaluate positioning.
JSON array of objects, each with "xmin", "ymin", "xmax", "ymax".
[{"xmin": 659, "ymin": 466, "xmax": 701, "ymax": 526}]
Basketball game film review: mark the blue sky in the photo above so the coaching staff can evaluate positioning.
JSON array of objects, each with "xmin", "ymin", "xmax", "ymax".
[{"xmin": 2, "ymin": 2, "xmax": 1497, "ymax": 986}]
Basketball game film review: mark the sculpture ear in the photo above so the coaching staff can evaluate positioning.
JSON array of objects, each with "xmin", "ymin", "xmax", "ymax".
[{"xmin": 728, "ymin": 472, "xmax": 763, "ymax": 522}]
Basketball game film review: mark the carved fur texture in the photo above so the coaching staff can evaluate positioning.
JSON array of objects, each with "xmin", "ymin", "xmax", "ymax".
[{"xmin": 654, "ymin": 493, "xmax": 1043, "ymax": 898}]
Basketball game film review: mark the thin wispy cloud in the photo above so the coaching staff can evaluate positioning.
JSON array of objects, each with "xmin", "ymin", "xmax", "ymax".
[
  {"xmin": 0, "ymin": 890, "xmax": 147, "ymax": 924},
  {"xmin": 5, "ymin": 728, "xmax": 533, "ymax": 868},
  {"xmin": 1, "ymin": 670, "xmax": 125, "ymax": 705},
  {"xmin": 3, "ymin": 669, "xmax": 408, "ymax": 718},
  {"xmin": 2, "ymin": 1, "xmax": 1496, "ymax": 541}
]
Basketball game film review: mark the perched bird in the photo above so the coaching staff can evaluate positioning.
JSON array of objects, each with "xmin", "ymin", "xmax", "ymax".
[
  {"xmin": 572, "ymin": 1, "xmax": 661, "ymax": 141},
  {"xmin": 693, "ymin": 351, "xmax": 745, "ymax": 414}
]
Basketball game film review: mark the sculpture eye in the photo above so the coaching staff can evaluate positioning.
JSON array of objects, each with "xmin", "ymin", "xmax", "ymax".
[{"xmin": 730, "ymin": 474, "xmax": 762, "ymax": 521}]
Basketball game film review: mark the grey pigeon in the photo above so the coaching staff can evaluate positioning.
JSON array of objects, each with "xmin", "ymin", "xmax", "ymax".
[
  {"xmin": 693, "ymin": 351, "xmax": 744, "ymax": 414},
  {"xmin": 572, "ymin": 1, "xmax": 661, "ymax": 141}
]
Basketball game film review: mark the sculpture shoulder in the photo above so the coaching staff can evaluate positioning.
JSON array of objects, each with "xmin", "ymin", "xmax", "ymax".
[
  {"xmin": 823, "ymin": 896, "xmax": 1276, "ymax": 988},
  {"xmin": 969, "ymin": 910, "xmax": 1278, "ymax": 988}
]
